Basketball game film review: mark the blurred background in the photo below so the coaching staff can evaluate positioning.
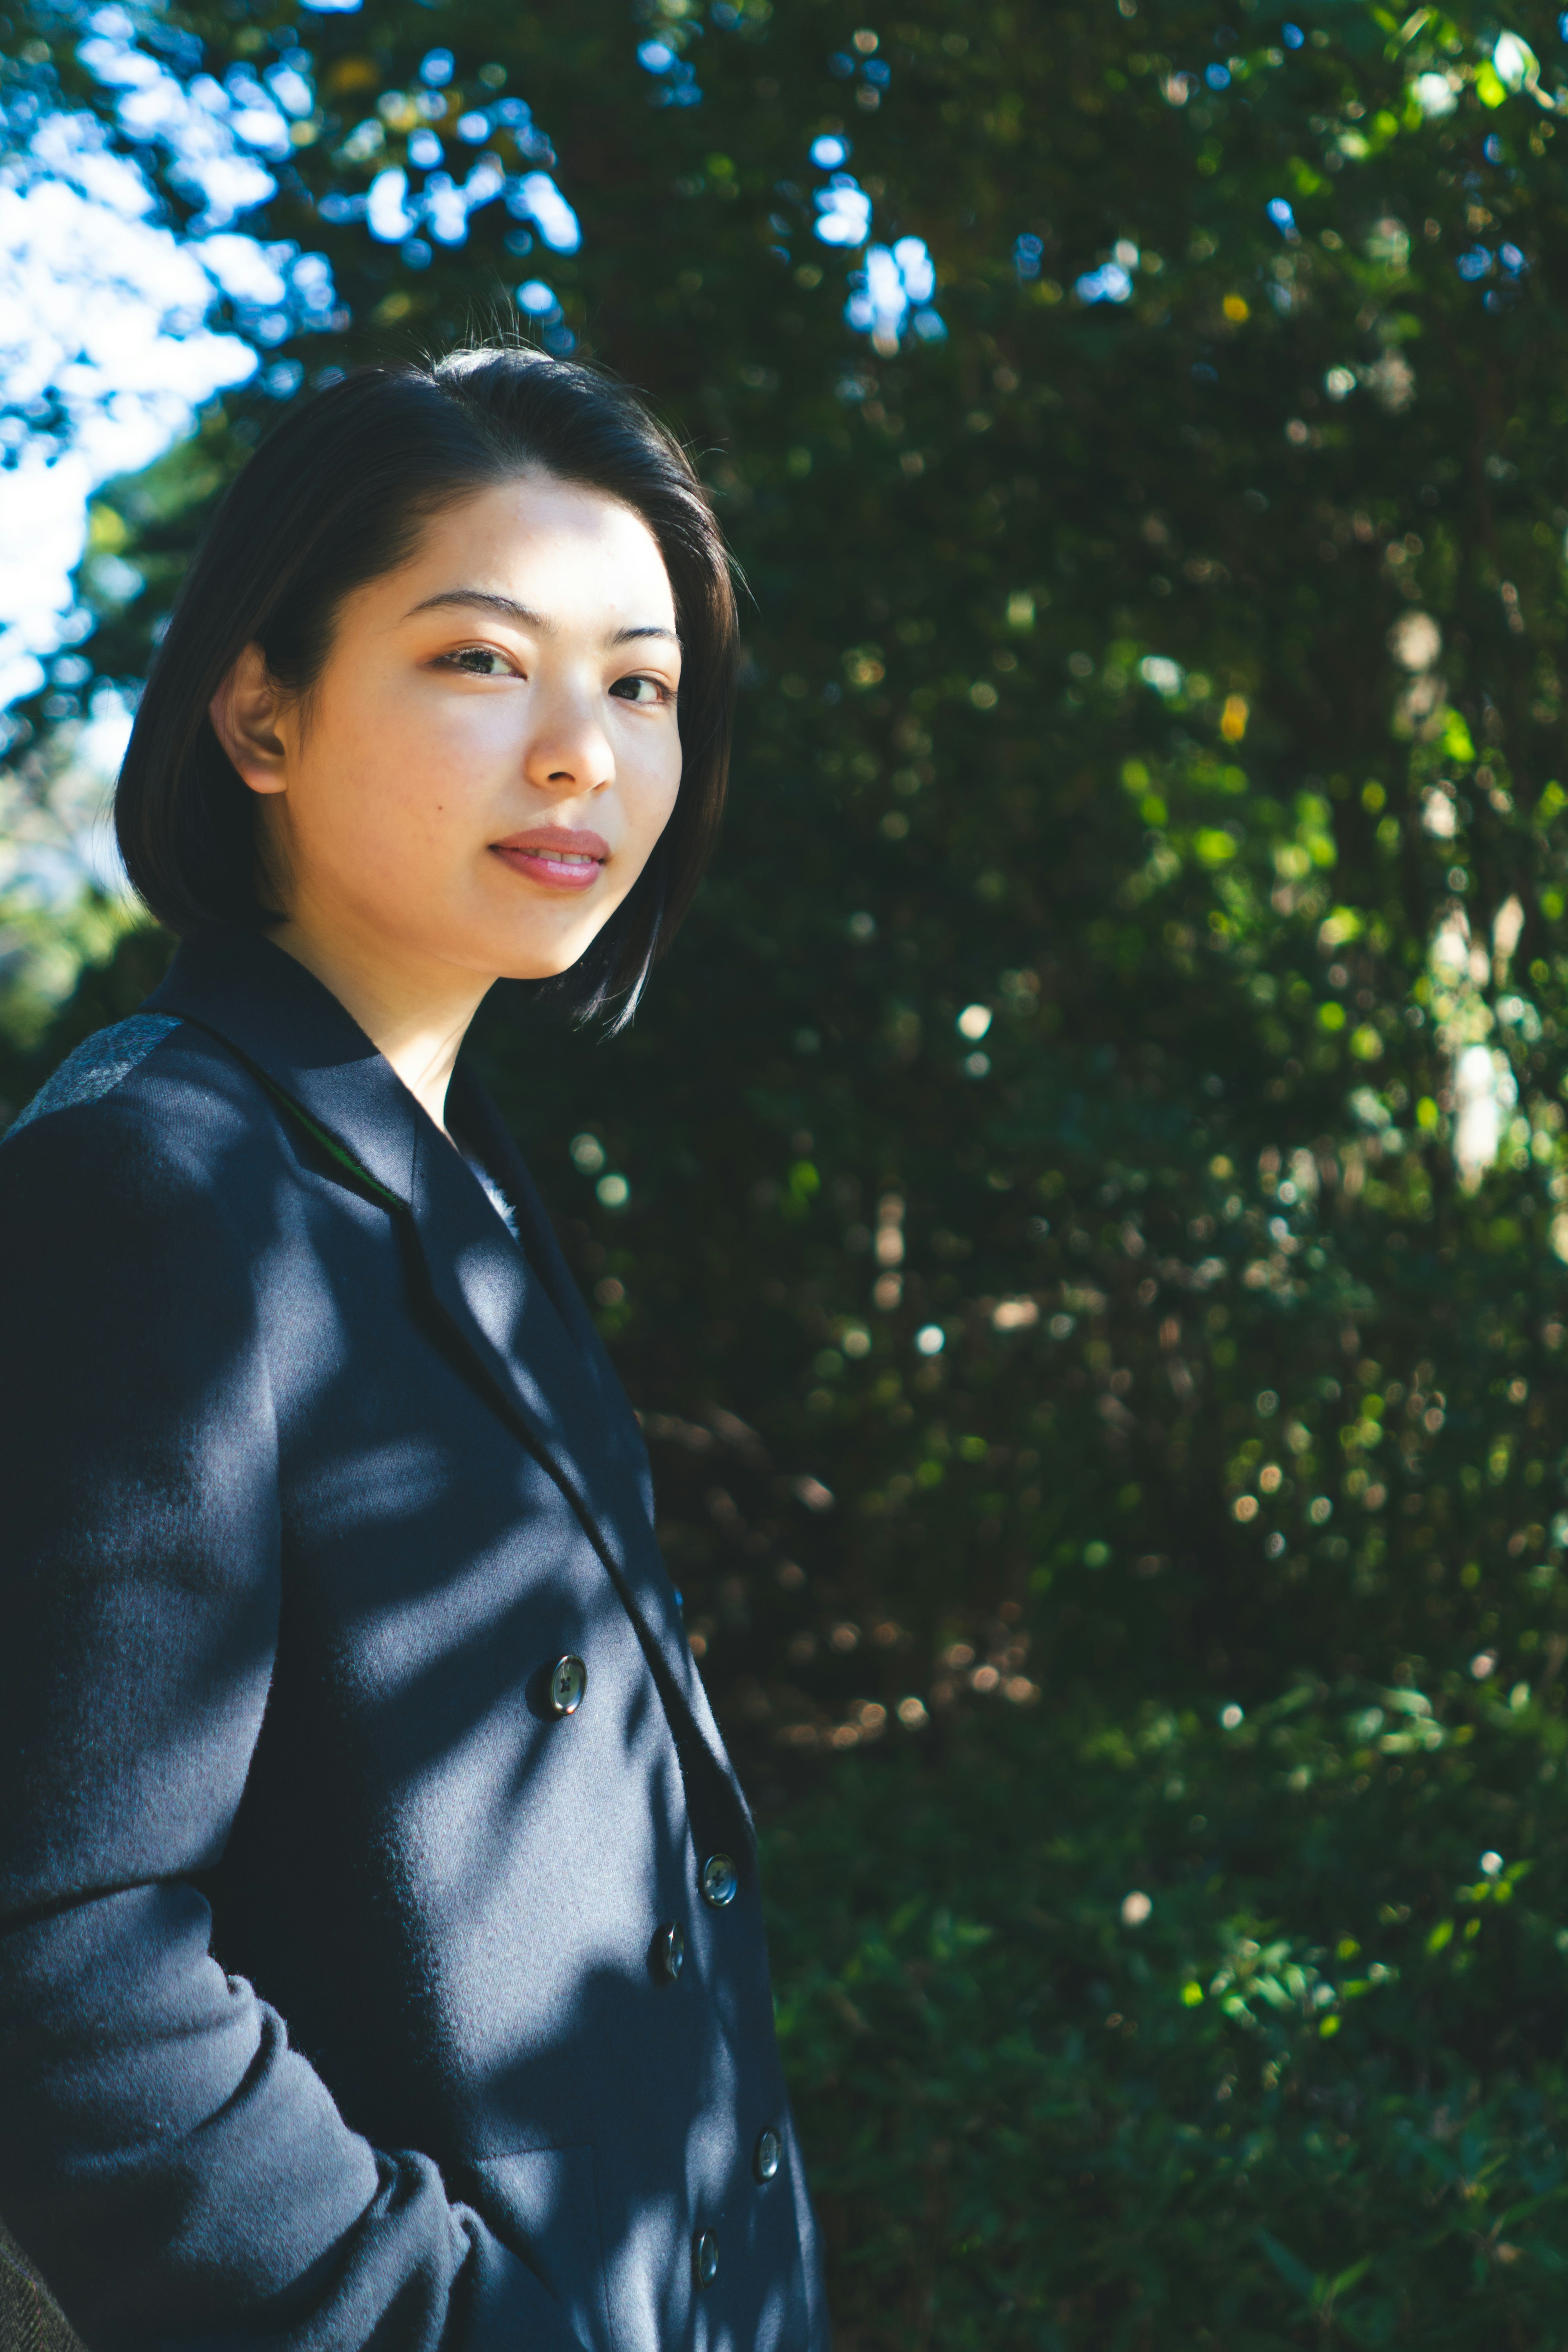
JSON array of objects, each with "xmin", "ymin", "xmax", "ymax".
[{"xmin": 5, "ymin": 0, "xmax": 1568, "ymax": 2339}]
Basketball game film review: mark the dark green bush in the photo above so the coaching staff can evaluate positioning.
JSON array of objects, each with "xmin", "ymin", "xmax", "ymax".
[{"xmin": 765, "ymin": 1673, "xmax": 1568, "ymax": 2346}]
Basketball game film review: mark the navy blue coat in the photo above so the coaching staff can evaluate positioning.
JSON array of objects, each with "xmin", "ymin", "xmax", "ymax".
[{"xmin": 0, "ymin": 930, "xmax": 828, "ymax": 2352}]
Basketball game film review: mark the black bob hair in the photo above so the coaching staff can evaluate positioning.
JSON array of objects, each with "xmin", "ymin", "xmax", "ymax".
[{"xmin": 115, "ymin": 346, "xmax": 737, "ymax": 1025}]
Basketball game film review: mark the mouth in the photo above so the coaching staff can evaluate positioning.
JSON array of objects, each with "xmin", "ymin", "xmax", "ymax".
[{"xmin": 490, "ymin": 827, "xmax": 609, "ymax": 893}]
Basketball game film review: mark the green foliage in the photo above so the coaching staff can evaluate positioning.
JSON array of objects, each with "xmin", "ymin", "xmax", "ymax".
[
  {"xmin": 13, "ymin": 0, "xmax": 1568, "ymax": 2339},
  {"xmin": 764, "ymin": 1673, "xmax": 1568, "ymax": 2345}
]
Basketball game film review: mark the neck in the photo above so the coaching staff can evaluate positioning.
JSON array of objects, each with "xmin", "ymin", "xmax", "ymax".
[{"xmin": 267, "ymin": 914, "xmax": 492, "ymax": 1139}]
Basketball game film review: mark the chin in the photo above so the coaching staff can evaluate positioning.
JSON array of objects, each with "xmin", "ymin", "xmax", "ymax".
[{"xmin": 495, "ymin": 929, "xmax": 600, "ymax": 984}]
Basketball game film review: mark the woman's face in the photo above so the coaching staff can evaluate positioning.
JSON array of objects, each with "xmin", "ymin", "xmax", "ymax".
[{"xmin": 217, "ymin": 473, "xmax": 684, "ymax": 985}]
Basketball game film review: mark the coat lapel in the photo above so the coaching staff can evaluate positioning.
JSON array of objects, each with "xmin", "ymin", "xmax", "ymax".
[
  {"xmin": 148, "ymin": 934, "xmax": 750, "ymax": 1837},
  {"xmin": 446, "ymin": 1069, "xmax": 656, "ymax": 1522},
  {"xmin": 441, "ymin": 1071, "xmax": 752, "ymax": 1824},
  {"xmin": 411, "ymin": 1085, "xmax": 748, "ymax": 1833}
]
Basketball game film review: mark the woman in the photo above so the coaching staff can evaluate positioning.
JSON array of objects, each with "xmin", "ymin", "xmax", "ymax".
[{"xmin": 0, "ymin": 349, "xmax": 829, "ymax": 2352}]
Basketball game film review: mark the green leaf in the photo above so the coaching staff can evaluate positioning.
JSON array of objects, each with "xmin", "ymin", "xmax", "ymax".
[
  {"xmin": 1258, "ymin": 2229, "xmax": 1319, "ymax": 2300},
  {"xmin": 1329, "ymin": 2254, "xmax": 1375, "ymax": 2300}
]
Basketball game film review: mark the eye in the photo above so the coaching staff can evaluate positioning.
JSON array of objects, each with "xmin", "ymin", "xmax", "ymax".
[
  {"xmin": 610, "ymin": 673, "xmax": 673, "ymax": 706},
  {"xmin": 437, "ymin": 645, "xmax": 514, "ymax": 677}
]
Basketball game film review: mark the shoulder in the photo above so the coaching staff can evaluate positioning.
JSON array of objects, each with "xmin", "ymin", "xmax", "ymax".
[
  {"xmin": 0, "ymin": 1011, "xmax": 277, "ymax": 1210},
  {"xmin": 2, "ymin": 1013, "xmax": 187, "ymax": 1143},
  {"xmin": 0, "ymin": 1016, "xmax": 283, "ymax": 1380},
  {"xmin": 0, "ymin": 1020, "xmax": 278, "ymax": 1433}
]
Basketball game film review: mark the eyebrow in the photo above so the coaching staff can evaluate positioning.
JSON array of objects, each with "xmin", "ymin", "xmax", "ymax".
[{"xmin": 407, "ymin": 588, "xmax": 680, "ymax": 647}]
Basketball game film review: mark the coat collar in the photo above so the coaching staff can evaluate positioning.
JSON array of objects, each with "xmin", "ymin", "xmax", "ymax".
[
  {"xmin": 146, "ymin": 931, "xmax": 750, "ymax": 1846},
  {"xmin": 149, "ymin": 929, "xmax": 419, "ymax": 1203}
]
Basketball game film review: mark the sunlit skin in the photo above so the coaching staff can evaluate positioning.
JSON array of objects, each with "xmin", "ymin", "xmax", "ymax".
[{"xmin": 208, "ymin": 474, "xmax": 684, "ymax": 1137}]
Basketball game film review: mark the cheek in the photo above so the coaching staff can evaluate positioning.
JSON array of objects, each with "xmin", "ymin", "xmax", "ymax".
[
  {"xmin": 307, "ymin": 684, "xmax": 499, "ymax": 834},
  {"xmin": 624, "ymin": 724, "xmax": 684, "ymax": 838}
]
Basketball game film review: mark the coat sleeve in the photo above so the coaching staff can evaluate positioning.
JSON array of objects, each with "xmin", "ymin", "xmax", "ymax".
[{"xmin": 0, "ymin": 1096, "xmax": 584, "ymax": 2352}]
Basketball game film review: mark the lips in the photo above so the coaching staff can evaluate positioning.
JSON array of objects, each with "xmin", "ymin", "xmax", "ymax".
[{"xmin": 491, "ymin": 826, "xmax": 608, "ymax": 893}]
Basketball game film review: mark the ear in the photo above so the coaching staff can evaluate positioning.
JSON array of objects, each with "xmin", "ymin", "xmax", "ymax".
[{"xmin": 209, "ymin": 643, "xmax": 290, "ymax": 796}]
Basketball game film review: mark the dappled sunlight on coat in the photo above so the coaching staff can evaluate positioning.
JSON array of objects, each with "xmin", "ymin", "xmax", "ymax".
[{"xmin": 0, "ymin": 930, "xmax": 825, "ymax": 2351}]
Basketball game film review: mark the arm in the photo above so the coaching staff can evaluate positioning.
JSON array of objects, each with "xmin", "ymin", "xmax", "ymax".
[{"xmin": 0, "ymin": 1099, "xmax": 580, "ymax": 2352}]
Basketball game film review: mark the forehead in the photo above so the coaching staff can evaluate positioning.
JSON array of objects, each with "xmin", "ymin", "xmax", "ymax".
[{"xmin": 405, "ymin": 474, "xmax": 675, "ymax": 618}]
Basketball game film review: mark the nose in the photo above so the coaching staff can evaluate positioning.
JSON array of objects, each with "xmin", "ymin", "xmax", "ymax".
[{"xmin": 521, "ymin": 672, "xmax": 613, "ymax": 802}]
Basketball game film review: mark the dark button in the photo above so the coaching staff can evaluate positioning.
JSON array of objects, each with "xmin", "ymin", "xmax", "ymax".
[
  {"xmin": 754, "ymin": 2126, "xmax": 782, "ymax": 2183},
  {"xmin": 547, "ymin": 1655, "xmax": 586, "ymax": 1717},
  {"xmin": 693, "ymin": 2229, "xmax": 719, "ymax": 2288},
  {"xmin": 700, "ymin": 1852, "xmax": 737, "ymax": 1908},
  {"xmin": 652, "ymin": 1922, "xmax": 685, "ymax": 1983}
]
